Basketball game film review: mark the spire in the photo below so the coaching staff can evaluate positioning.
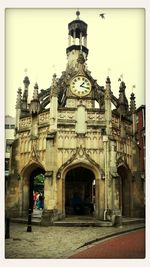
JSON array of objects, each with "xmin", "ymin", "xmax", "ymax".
[
  {"xmin": 29, "ymin": 82, "xmax": 40, "ymax": 115},
  {"xmin": 23, "ymin": 76, "xmax": 30, "ymax": 88},
  {"xmin": 105, "ymin": 76, "xmax": 111, "ymax": 100},
  {"xmin": 117, "ymin": 81, "xmax": 129, "ymax": 116},
  {"xmin": 50, "ymin": 73, "xmax": 58, "ymax": 98},
  {"xmin": 130, "ymin": 92, "xmax": 136, "ymax": 113},
  {"xmin": 105, "ymin": 76, "xmax": 112, "ymax": 135},
  {"xmin": 32, "ymin": 82, "xmax": 39, "ymax": 100},
  {"xmin": 22, "ymin": 76, "xmax": 30, "ymax": 110},
  {"xmin": 16, "ymin": 87, "xmax": 22, "ymax": 109}
]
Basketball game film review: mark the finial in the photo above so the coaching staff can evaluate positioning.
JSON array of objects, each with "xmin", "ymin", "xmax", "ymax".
[
  {"xmin": 50, "ymin": 73, "xmax": 58, "ymax": 97},
  {"xmin": 76, "ymin": 9, "xmax": 80, "ymax": 20},
  {"xmin": 106, "ymin": 76, "xmax": 111, "ymax": 84},
  {"xmin": 16, "ymin": 87, "xmax": 22, "ymax": 108},
  {"xmin": 119, "ymin": 81, "xmax": 126, "ymax": 92},
  {"xmin": 23, "ymin": 76, "xmax": 30, "ymax": 88},
  {"xmin": 53, "ymin": 73, "xmax": 57, "ymax": 79},
  {"xmin": 130, "ymin": 92, "xmax": 136, "ymax": 113},
  {"xmin": 34, "ymin": 82, "xmax": 38, "ymax": 89},
  {"xmin": 118, "ymin": 74, "xmax": 123, "ymax": 82},
  {"xmin": 33, "ymin": 82, "xmax": 39, "ymax": 100},
  {"xmin": 17, "ymin": 87, "xmax": 22, "ymax": 94}
]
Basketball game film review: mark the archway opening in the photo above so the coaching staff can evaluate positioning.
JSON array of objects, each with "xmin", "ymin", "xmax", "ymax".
[
  {"xmin": 29, "ymin": 167, "xmax": 45, "ymax": 211},
  {"xmin": 117, "ymin": 165, "xmax": 130, "ymax": 217},
  {"xmin": 22, "ymin": 164, "xmax": 46, "ymax": 216},
  {"xmin": 65, "ymin": 167, "xmax": 95, "ymax": 216}
]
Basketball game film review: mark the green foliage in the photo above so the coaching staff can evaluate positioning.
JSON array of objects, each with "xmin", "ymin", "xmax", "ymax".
[{"xmin": 34, "ymin": 173, "xmax": 45, "ymax": 186}]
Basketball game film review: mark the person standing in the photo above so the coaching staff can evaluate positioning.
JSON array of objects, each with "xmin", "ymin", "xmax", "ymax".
[
  {"xmin": 38, "ymin": 192, "xmax": 44, "ymax": 209},
  {"xmin": 33, "ymin": 191, "xmax": 36, "ymax": 209}
]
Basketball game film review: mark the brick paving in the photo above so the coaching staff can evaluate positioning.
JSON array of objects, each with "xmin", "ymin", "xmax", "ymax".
[
  {"xmin": 5, "ymin": 222, "xmax": 145, "ymax": 259},
  {"xmin": 69, "ymin": 229, "xmax": 145, "ymax": 259}
]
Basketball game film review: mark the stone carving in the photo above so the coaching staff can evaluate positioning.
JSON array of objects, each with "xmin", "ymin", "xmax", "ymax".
[
  {"xmin": 30, "ymin": 140, "xmax": 39, "ymax": 161},
  {"xmin": 20, "ymin": 117, "xmax": 31, "ymax": 128},
  {"xmin": 58, "ymin": 111, "xmax": 75, "ymax": 120},
  {"xmin": 87, "ymin": 113, "xmax": 104, "ymax": 121},
  {"xmin": 116, "ymin": 155, "xmax": 128, "ymax": 169},
  {"xmin": 39, "ymin": 112, "xmax": 49, "ymax": 124},
  {"xmin": 56, "ymin": 145, "xmax": 104, "ymax": 179}
]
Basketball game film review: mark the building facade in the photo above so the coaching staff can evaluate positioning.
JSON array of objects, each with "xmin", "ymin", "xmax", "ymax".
[
  {"xmin": 5, "ymin": 115, "xmax": 15, "ymax": 188},
  {"xmin": 135, "ymin": 105, "xmax": 145, "ymax": 200},
  {"xmin": 6, "ymin": 11, "xmax": 145, "ymax": 225},
  {"xmin": 136, "ymin": 105, "xmax": 145, "ymax": 175}
]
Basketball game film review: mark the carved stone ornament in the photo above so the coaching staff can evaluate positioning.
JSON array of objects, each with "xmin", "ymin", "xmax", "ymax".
[
  {"xmin": 56, "ymin": 145, "xmax": 104, "ymax": 179},
  {"xmin": 116, "ymin": 155, "xmax": 128, "ymax": 169},
  {"xmin": 30, "ymin": 141, "xmax": 39, "ymax": 161},
  {"xmin": 110, "ymin": 166, "xmax": 120, "ymax": 179}
]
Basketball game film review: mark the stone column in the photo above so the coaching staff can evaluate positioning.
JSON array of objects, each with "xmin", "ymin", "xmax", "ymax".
[
  {"xmin": 43, "ymin": 171, "xmax": 53, "ymax": 210},
  {"xmin": 15, "ymin": 87, "xmax": 22, "ymax": 135},
  {"xmin": 83, "ymin": 35, "xmax": 87, "ymax": 47},
  {"xmin": 107, "ymin": 139, "xmax": 113, "ymax": 214},
  {"xmin": 41, "ymin": 170, "xmax": 59, "ymax": 226},
  {"xmin": 41, "ymin": 132, "xmax": 59, "ymax": 226},
  {"xmin": 103, "ymin": 135, "xmax": 117, "ymax": 222},
  {"xmin": 49, "ymin": 74, "xmax": 58, "ymax": 133},
  {"xmin": 103, "ymin": 135, "xmax": 108, "ymax": 220},
  {"xmin": 31, "ymin": 116, "xmax": 38, "ymax": 137},
  {"xmin": 110, "ymin": 140, "xmax": 122, "ymax": 225},
  {"xmin": 73, "ymin": 30, "xmax": 76, "ymax": 44},
  {"xmin": 104, "ymin": 76, "xmax": 112, "ymax": 136},
  {"xmin": 79, "ymin": 32, "xmax": 82, "ymax": 48}
]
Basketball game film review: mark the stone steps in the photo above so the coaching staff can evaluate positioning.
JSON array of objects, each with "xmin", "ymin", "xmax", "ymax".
[{"xmin": 10, "ymin": 216, "xmax": 145, "ymax": 227}]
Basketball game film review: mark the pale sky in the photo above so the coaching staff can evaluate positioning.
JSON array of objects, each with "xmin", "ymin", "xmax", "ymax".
[{"xmin": 5, "ymin": 8, "xmax": 145, "ymax": 117}]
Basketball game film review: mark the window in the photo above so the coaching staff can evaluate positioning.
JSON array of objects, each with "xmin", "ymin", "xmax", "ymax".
[
  {"xmin": 6, "ymin": 144, "xmax": 11, "ymax": 153},
  {"xmin": 5, "ymin": 159, "xmax": 9, "ymax": 170}
]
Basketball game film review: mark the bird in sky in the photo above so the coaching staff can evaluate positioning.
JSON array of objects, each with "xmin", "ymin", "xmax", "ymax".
[{"xmin": 99, "ymin": 13, "xmax": 105, "ymax": 19}]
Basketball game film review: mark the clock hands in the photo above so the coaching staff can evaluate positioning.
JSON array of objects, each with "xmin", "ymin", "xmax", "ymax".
[
  {"xmin": 80, "ymin": 82, "xmax": 85, "ymax": 87},
  {"xmin": 80, "ymin": 82, "xmax": 89, "ymax": 89}
]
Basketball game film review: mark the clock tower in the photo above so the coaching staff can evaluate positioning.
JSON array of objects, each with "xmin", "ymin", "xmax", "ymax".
[{"xmin": 58, "ymin": 10, "xmax": 105, "ymax": 111}]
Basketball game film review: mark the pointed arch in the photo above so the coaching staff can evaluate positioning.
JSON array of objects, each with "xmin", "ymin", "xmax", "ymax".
[{"xmin": 19, "ymin": 160, "xmax": 46, "ymax": 216}]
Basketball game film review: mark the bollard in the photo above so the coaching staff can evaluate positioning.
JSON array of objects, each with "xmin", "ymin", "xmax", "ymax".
[
  {"xmin": 5, "ymin": 217, "xmax": 10, "ymax": 239},
  {"xmin": 27, "ymin": 208, "xmax": 32, "ymax": 232}
]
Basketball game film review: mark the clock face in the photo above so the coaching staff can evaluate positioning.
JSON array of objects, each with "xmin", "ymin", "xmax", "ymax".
[{"xmin": 70, "ymin": 76, "xmax": 92, "ymax": 97}]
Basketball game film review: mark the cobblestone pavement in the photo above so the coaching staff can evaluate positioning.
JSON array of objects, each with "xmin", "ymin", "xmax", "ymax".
[{"xmin": 5, "ymin": 222, "xmax": 144, "ymax": 259}]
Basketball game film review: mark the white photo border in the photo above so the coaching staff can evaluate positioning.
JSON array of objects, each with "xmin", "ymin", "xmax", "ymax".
[{"xmin": 0, "ymin": 1, "xmax": 149, "ymax": 267}]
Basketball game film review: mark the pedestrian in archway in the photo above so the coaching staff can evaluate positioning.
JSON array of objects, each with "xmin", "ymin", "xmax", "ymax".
[
  {"xmin": 38, "ymin": 192, "xmax": 44, "ymax": 210},
  {"xmin": 33, "ymin": 191, "xmax": 36, "ymax": 209}
]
